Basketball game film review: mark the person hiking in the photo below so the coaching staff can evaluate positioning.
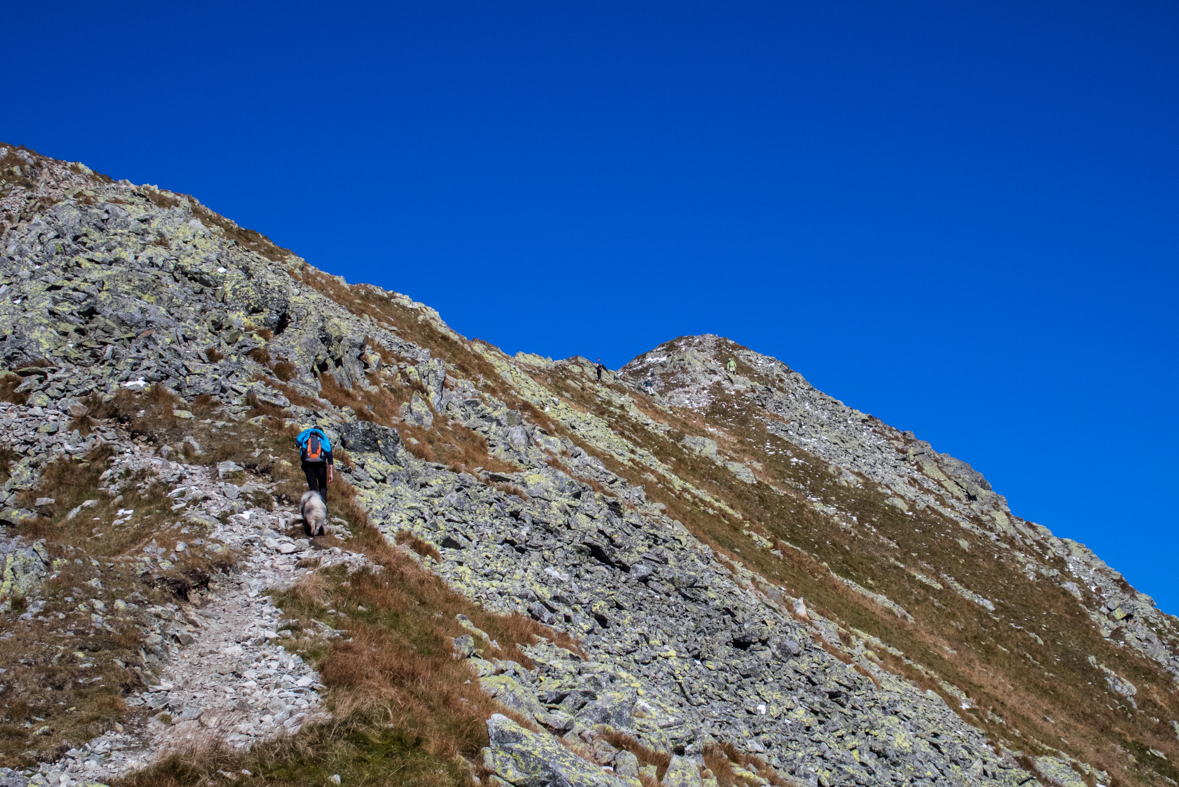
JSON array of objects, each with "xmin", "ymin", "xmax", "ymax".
[
  {"xmin": 643, "ymin": 378, "xmax": 656, "ymax": 395},
  {"xmin": 296, "ymin": 426, "xmax": 334, "ymax": 505},
  {"xmin": 726, "ymin": 358, "xmax": 737, "ymax": 374},
  {"xmin": 596, "ymin": 358, "xmax": 606, "ymax": 382}
]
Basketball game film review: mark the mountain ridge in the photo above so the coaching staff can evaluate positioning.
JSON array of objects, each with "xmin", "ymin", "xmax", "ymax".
[{"xmin": 1, "ymin": 143, "xmax": 1177, "ymax": 787}]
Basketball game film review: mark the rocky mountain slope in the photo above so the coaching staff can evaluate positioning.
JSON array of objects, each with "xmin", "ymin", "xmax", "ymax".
[{"xmin": 1, "ymin": 143, "xmax": 1177, "ymax": 787}]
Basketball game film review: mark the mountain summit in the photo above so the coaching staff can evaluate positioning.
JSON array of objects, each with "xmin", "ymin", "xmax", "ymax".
[{"xmin": 1, "ymin": 144, "xmax": 1176, "ymax": 787}]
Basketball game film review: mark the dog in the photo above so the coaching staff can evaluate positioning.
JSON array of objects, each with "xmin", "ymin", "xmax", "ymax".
[{"xmin": 299, "ymin": 491, "xmax": 328, "ymax": 537}]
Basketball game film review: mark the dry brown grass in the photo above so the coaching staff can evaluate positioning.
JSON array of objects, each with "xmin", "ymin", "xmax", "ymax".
[
  {"xmin": 273, "ymin": 361, "xmax": 298, "ymax": 382},
  {"xmin": 397, "ymin": 420, "xmax": 521, "ymax": 480},
  {"xmin": 817, "ymin": 639, "xmax": 852, "ymax": 665},
  {"xmin": 243, "ymin": 390, "xmax": 289, "ymax": 420},
  {"xmin": 599, "ymin": 729, "xmax": 671, "ymax": 781},
  {"xmin": 141, "ymin": 189, "xmax": 179, "ymax": 210},
  {"xmin": 257, "ymin": 377, "xmax": 324, "ymax": 411},
  {"xmin": 488, "ymin": 481, "xmax": 530, "ymax": 502},
  {"xmin": 703, "ymin": 743, "xmax": 795, "ymax": 787},
  {"xmin": 853, "ymin": 662, "xmax": 882, "ymax": 689},
  {"xmin": 0, "ymin": 372, "xmax": 29, "ymax": 405},
  {"xmin": 246, "ymin": 346, "xmax": 271, "ymax": 365},
  {"xmin": 0, "ymin": 610, "xmax": 137, "ymax": 766},
  {"xmin": 396, "ymin": 530, "xmax": 443, "ymax": 561},
  {"xmin": 316, "ymin": 371, "xmax": 412, "ymax": 427},
  {"xmin": 0, "ymin": 445, "xmax": 17, "ymax": 486}
]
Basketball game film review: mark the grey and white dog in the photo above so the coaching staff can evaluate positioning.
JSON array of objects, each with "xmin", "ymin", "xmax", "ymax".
[{"xmin": 299, "ymin": 491, "xmax": 328, "ymax": 537}]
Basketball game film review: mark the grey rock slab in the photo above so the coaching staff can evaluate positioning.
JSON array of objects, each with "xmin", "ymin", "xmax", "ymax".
[
  {"xmin": 662, "ymin": 756, "xmax": 702, "ymax": 787},
  {"xmin": 480, "ymin": 674, "xmax": 547, "ymax": 721},
  {"xmin": 484, "ymin": 714, "xmax": 628, "ymax": 787}
]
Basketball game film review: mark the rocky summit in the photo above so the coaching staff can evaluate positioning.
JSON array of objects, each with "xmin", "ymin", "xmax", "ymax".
[{"xmin": 0, "ymin": 143, "xmax": 1176, "ymax": 787}]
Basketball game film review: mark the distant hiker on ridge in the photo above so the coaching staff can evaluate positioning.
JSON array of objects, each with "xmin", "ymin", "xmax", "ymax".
[
  {"xmin": 726, "ymin": 358, "xmax": 736, "ymax": 374},
  {"xmin": 596, "ymin": 358, "xmax": 606, "ymax": 382}
]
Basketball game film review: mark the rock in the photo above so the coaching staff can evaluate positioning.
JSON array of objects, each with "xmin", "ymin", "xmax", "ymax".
[
  {"xmin": 217, "ymin": 460, "xmax": 244, "ymax": 479},
  {"xmin": 253, "ymin": 389, "xmax": 289, "ymax": 409},
  {"xmin": 1034, "ymin": 756, "xmax": 1087, "ymax": 787},
  {"xmin": 338, "ymin": 420, "xmax": 404, "ymax": 465},
  {"xmin": 663, "ymin": 756, "xmax": 702, "ymax": 787},
  {"xmin": 614, "ymin": 751, "xmax": 640, "ymax": 779},
  {"xmin": 0, "ymin": 767, "xmax": 28, "ymax": 787},
  {"xmin": 453, "ymin": 634, "xmax": 476, "ymax": 657},
  {"xmin": 576, "ymin": 689, "xmax": 636, "ymax": 729},
  {"xmin": 26, "ymin": 392, "xmax": 51, "ymax": 408},
  {"xmin": 399, "ymin": 393, "xmax": 434, "ymax": 428},
  {"xmin": 725, "ymin": 461, "xmax": 756, "ymax": 484},
  {"xmin": 682, "ymin": 435, "xmax": 718, "ymax": 458},
  {"xmin": 1, "ymin": 540, "xmax": 50, "ymax": 611},
  {"xmin": 792, "ymin": 597, "xmax": 808, "ymax": 620},
  {"xmin": 481, "ymin": 674, "xmax": 546, "ymax": 721},
  {"xmin": 775, "ymin": 638, "xmax": 801, "ymax": 658},
  {"xmin": 483, "ymin": 714, "xmax": 628, "ymax": 787}
]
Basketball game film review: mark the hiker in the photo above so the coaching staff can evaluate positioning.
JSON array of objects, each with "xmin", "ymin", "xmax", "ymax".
[
  {"xmin": 296, "ymin": 425, "xmax": 334, "ymax": 506},
  {"xmin": 643, "ymin": 378, "xmax": 656, "ymax": 395},
  {"xmin": 596, "ymin": 358, "xmax": 606, "ymax": 382},
  {"xmin": 726, "ymin": 358, "xmax": 737, "ymax": 374}
]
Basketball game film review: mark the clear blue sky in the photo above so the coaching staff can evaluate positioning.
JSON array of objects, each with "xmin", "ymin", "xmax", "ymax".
[{"xmin": 6, "ymin": 2, "xmax": 1178, "ymax": 611}]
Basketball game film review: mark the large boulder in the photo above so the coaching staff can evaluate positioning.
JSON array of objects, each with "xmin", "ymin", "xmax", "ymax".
[{"xmin": 338, "ymin": 420, "xmax": 403, "ymax": 464}]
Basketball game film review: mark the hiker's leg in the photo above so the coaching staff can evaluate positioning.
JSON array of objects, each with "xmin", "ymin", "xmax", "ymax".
[
  {"xmin": 302, "ymin": 462, "xmax": 327, "ymax": 501},
  {"xmin": 315, "ymin": 465, "xmax": 327, "ymax": 506}
]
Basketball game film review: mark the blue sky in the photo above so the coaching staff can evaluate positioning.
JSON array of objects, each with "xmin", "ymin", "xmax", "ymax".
[{"xmin": 6, "ymin": 1, "xmax": 1178, "ymax": 610}]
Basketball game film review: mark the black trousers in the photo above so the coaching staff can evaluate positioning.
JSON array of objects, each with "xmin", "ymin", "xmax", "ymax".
[{"xmin": 302, "ymin": 461, "xmax": 328, "ymax": 505}]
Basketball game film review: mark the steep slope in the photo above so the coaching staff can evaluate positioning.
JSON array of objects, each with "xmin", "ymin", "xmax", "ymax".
[
  {"xmin": 620, "ymin": 336, "xmax": 1179, "ymax": 768},
  {"xmin": 0, "ymin": 144, "xmax": 1176, "ymax": 787}
]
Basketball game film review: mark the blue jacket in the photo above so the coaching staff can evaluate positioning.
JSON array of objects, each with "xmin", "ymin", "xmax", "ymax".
[{"xmin": 296, "ymin": 428, "xmax": 334, "ymax": 464}]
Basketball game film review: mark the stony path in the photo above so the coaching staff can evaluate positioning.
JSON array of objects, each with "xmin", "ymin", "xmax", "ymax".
[
  {"xmin": 27, "ymin": 563, "xmax": 325, "ymax": 787},
  {"xmin": 11, "ymin": 438, "xmax": 369, "ymax": 787}
]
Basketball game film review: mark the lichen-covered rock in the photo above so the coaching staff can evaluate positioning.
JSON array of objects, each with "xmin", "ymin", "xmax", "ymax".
[
  {"xmin": 0, "ymin": 538, "xmax": 49, "ymax": 611},
  {"xmin": 483, "ymin": 713, "xmax": 627, "ymax": 787},
  {"xmin": 480, "ymin": 675, "xmax": 546, "ymax": 722},
  {"xmin": 662, "ymin": 755, "xmax": 702, "ymax": 787},
  {"xmin": 399, "ymin": 393, "xmax": 434, "ymax": 427},
  {"xmin": 1034, "ymin": 756, "xmax": 1086, "ymax": 787}
]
